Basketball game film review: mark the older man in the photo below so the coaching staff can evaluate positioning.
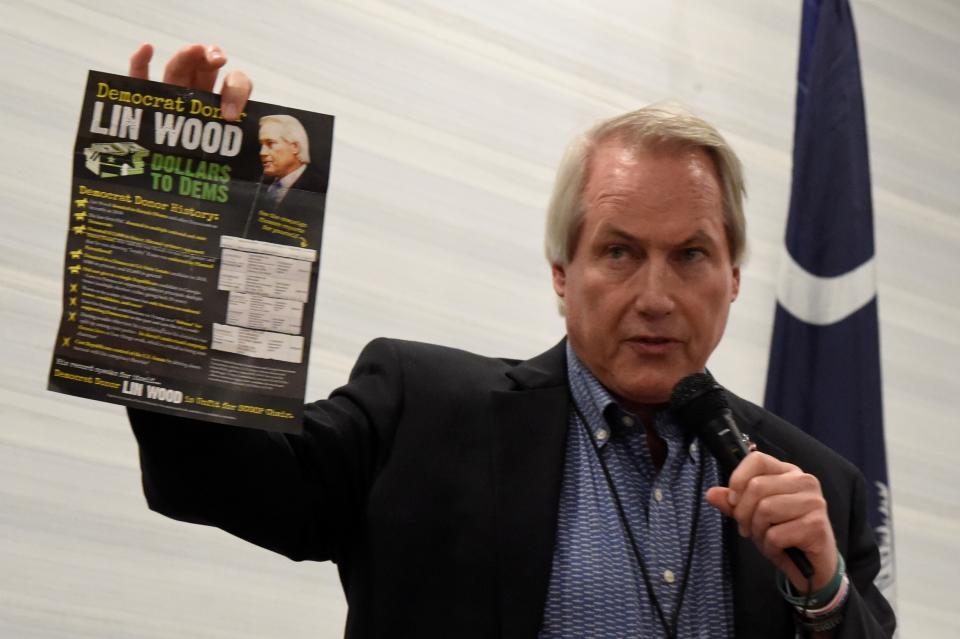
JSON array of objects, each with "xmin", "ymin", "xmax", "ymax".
[
  {"xmin": 257, "ymin": 113, "xmax": 324, "ymax": 210},
  {"xmin": 127, "ymin": 44, "xmax": 894, "ymax": 638}
]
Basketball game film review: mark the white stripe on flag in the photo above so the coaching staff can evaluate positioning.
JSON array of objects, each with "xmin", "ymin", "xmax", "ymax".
[{"xmin": 776, "ymin": 248, "xmax": 876, "ymax": 325}]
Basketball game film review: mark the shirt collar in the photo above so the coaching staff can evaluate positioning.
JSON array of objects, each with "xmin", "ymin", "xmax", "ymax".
[
  {"xmin": 278, "ymin": 163, "xmax": 307, "ymax": 189},
  {"xmin": 565, "ymin": 342, "xmax": 696, "ymax": 458}
]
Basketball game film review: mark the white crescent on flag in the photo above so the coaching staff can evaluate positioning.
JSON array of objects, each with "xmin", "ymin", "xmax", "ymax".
[{"xmin": 776, "ymin": 248, "xmax": 877, "ymax": 326}]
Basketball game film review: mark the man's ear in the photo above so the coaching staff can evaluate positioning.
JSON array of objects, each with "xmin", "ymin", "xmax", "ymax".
[
  {"xmin": 731, "ymin": 265, "xmax": 740, "ymax": 302},
  {"xmin": 551, "ymin": 263, "xmax": 567, "ymax": 299}
]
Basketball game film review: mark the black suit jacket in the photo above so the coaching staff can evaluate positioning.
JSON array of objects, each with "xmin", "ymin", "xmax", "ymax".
[
  {"xmin": 274, "ymin": 165, "xmax": 328, "ymax": 212},
  {"xmin": 130, "ymin": 338, "xmax": 894, "ymax": 638}
]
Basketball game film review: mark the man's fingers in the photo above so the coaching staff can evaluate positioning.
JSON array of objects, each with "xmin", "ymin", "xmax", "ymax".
[
  {"xmin": 732, "ymin": 470, "xmax": 812, "ymax": 536},
  {"xmin": 220, "ymin": 69, "xmax": 253, "ymax": 121},
  {"xmin": 727, "ymin": 452, "xmax": 796, "ymax": 497},
  {"xmin": 163, "ymin": 44, "xmax": 206, "ymax": 86},
  {"xmin": 162, "ymin": 43, "xmax": 226, "ymax": 89},
  {"xmin": 129, "ymin": 43, "xmax": 251, "ymax": 121},
  {"xmin": 193, "ymin": 44, "xmax": 227, "ymax": 93},
  {"xmin": 129, "ymin": 43, "xmax": 153, "ymax": 80},
  {"xmin": 748, "ymin": 491, "xmax": 826, "ymax": 541},
  {"xmin": 705, "ymin": 486, "xmax": 734, "ymax": 516},
  {"xmin": 761, "ymin": 514, "xmax": 832, "ymax": 556}
]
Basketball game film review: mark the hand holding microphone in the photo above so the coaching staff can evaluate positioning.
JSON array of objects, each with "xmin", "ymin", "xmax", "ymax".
[{"xmin": 671, "ymin": 374, "xmax": 839, "ymax": 594}]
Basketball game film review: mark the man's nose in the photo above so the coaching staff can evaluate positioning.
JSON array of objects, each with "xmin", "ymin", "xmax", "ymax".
[{"xmin": 632, "ymin": 261, "xmax": 675, "ymax": 318}]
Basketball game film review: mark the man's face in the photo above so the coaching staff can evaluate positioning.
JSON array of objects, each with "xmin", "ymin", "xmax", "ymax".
[
  {"xmin": 259, "ymin": 121, "xmax": 302, "ymax": 178},
  {"xmin": 552, "ymin": 139, "xmax": 740, "ymax": 412}
]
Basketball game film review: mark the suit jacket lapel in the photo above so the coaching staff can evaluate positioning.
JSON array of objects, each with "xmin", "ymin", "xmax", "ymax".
[
  {"xmin": 490, "ymin": 341, "xmax": 569, "ymax": 639},
  {"xmin": 727, "ymin": 396, "xmax": 795, "ymax": 638}
]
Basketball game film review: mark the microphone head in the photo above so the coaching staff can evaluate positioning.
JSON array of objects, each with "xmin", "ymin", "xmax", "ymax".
[{"xmin": 669, "ymin": 372, "xmax": 729, "ymax": 434}]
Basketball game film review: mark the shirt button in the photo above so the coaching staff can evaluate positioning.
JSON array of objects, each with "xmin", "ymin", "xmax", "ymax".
[
  {"xmin": 663, "ymin": 569, "xmax": 675, "ymax": 584},
  {"xmin": 596, "ymin": 429, "xmax": 609, "ymax": 441},
  {"xmin": 621, "ymin": 415, "xmax": 634, "ymax": 427},
  {"xmin": 654, "ymin": 488, "xmax": 664, "ymax": 502}
]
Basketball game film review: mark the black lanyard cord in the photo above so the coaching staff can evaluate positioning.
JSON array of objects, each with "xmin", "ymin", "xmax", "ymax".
[{"xmin": 571, "ymin": 397, "xmax": 705, "ymax": 639}]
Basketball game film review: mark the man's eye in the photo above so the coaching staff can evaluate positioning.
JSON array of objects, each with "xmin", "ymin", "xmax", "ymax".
[
  {"xmin": 681, "ymin": 247, "xmax": 706, "ymax": 261},
  {"xmin": 606, "ymin": 245, "xmax": 627, "ymax": 259}
]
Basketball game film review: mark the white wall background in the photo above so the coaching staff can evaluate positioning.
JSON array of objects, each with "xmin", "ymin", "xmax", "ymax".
[{"xmin": 1, "ymin": 0, "xmax": 958, "ymax": 636}]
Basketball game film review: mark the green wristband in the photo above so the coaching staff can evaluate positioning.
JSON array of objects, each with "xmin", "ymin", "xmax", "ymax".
[{"xmin": 776, "ymin": 552, "xmax": 846, "ymax": 609}]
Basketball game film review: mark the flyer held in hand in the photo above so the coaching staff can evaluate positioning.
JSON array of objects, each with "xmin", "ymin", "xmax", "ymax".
[{"xmin": 48, "ymin": 71, "xmax": 334, "ymax": 433}]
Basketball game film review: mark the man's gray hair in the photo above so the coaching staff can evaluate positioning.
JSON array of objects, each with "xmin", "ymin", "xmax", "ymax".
[
  {"xmin": 259, "ymin": 114, "xmax": 311, "ymax": 163},
  {"xmin": 544, "ymin": 105, "xmax": 746, "ymax": 268}
]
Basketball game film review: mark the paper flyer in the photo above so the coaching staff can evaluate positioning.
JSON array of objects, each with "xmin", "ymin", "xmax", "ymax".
[{"xmin": 48, "ymin": 71, "xmax": 334, "ymax": 433}]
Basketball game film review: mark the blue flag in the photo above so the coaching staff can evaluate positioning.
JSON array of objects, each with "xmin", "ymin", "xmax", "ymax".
[{"xmin": 764, "ymin": 0, "xmax": 895, "ymax": 600}]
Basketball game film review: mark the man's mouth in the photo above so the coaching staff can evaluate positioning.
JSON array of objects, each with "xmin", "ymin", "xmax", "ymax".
[
  {"xmin": 629, "ymin": 336, "xmax": 678, "ymax": 344},
  {"xmin": 625, "ymin": 336, "xmax": 680, "ymax": 353}
]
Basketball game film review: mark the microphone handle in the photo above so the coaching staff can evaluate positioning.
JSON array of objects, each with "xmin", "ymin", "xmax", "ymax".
[{"xmin": 702, "ymin": 412, "xmax": 815, "ymax": 580}]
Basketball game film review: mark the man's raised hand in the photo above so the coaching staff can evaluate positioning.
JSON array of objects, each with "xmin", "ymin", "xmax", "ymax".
[
  {"xmin": 705, "ymin": 451, "xmax": 839, "ymax": 594},
  {"xmin": 128, "ymin": 43, "xmax": 252, "ymax": 121}
]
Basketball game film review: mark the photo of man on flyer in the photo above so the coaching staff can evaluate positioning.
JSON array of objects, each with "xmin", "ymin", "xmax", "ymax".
[{"xmin": 243, "ymin": 114, "xmax": 328, "ymax": 247}]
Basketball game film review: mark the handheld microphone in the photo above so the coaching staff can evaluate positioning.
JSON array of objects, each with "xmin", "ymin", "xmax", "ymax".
[{"xmin": 670, "ymin": 373, "xmax": 814, "ymax": 579}]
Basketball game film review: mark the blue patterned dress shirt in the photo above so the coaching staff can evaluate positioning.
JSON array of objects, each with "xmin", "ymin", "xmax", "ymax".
[{"xmin": 539, "ymin": 343, "xmax": 733, "ymax": 638}]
